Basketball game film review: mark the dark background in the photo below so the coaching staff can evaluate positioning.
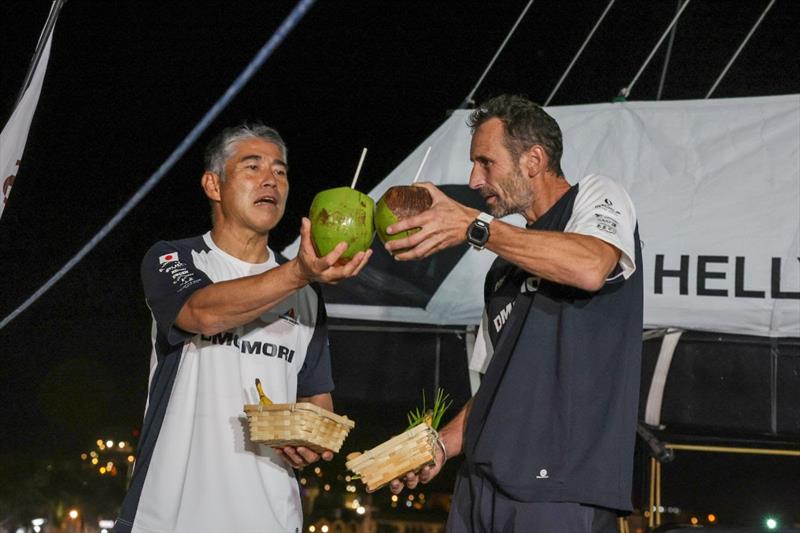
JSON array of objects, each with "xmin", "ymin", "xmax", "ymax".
[{"xmin": 1, "ymin": 0, "xmax": 798, "ymax": 526}]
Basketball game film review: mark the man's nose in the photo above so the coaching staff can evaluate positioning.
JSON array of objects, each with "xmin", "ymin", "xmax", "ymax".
[
  {"xmin": 468, "ymin": 165, "xmax": 484, "ymax": 190},
  {"xmin": 260, "ymin": 170, "xmax": 277, "ymax": 188}
]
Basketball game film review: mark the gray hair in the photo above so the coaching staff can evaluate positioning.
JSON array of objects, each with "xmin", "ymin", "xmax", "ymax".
[
  {"xmin": 204, "ymin": 123, "xmax": 287, "ymax": 180},
  {"xmin": 467, "ymin": 95, "xmax": 564, "ymax": 177}
]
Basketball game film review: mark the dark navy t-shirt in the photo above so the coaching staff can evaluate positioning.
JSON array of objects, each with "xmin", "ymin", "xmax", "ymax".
[{"xmin": 465, "ymin": 174, "xmax": 643, "ymax": 512}]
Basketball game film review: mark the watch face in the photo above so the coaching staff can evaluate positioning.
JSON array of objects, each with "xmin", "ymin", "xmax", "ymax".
[{"xmin": 468, "ymin": 223, "xmax": 489, "ymax": 245}]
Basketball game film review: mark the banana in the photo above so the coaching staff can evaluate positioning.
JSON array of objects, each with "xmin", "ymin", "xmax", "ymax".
[{"xmin": 255, "ymin": 378, "xmax": 272, "ymax": 406}]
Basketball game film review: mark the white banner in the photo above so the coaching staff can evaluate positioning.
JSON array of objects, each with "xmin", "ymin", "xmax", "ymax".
[
  {"xmin": 1, "ymin": 32, "xmax": 54, "ymax": 219},
  {"xmin": 290, "ymin": 95, "xmax": 800, "ymax": 337}
]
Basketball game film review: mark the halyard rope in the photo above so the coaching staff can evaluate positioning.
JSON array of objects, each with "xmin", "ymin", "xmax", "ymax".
[
  {"xmin": 705, "ymin": 0, "xmax": 776, "ymax": 99},
  {"xmin": 618, "ymin": 0, "xmax": 692, "ymax": 99},
  {"xmin": 0, "ymin": 0, "xmax": 316, "ymax": 330},
  {"xmin": 459, "ymin": 0, "xmax": 535, "ymax": 109},
  {"xmin": 544, "ymin": 0, "xmax": 616, "ymax": 106}
]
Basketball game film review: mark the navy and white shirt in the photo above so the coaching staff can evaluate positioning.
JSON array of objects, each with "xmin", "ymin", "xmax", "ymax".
[
  {"xmin": 116, "ymin": 232, "xmax": 332, "ymax": 533},
  {"xmin": 465, "ymin": 174, "xmax": 643, "ymax": 512}
]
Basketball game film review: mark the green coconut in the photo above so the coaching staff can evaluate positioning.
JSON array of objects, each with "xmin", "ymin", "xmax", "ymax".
[
  {"xmin": 375, "ymin": 185, "xmax": 433, "ymax": 245},
  {"xmin": 309, "ymin": 187, "xmax": 375, "ymax": 263}
]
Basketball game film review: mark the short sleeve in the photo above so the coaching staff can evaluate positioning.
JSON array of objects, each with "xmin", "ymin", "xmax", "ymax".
[
  {"xmin": 297, "ymin": 284, "xmax": 334, "ymax": 397},
  {"xmin": 564, "ymin": 174, "xmax": 638, "ymax": 280},
  {"xmin": 140, "ymin": 241, "xmax": 213, "ymax": 345}
]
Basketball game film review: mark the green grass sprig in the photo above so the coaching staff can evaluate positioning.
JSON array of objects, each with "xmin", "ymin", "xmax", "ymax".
[{"xmin": 406, "ymin": 388, "xmax": 452, "ymax": 431}]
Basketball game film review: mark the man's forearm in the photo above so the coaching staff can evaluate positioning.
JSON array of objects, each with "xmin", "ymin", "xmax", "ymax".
[
  {"xmin": 176, "ymin": 259, "xmax": 307, "ymax": 335},
  {"xmin": 438, "ymin": 398, "xmax": 472, "ymax": 460},
  {"xmin": 486, "ymin": 220, "xmax": 620, "ymax": 292},
  {"xmin": 299, "ymin": 393, "xmax": 333, "ymax": 412}
]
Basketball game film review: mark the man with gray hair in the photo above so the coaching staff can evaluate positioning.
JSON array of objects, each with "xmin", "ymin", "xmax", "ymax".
[
  {"xmin": 115, "ymin": 123, "xmax": 370, "ymax": 532},
  {"xmin": 386, "ymin": 95, "xmax": 643, "ymax": 532}
]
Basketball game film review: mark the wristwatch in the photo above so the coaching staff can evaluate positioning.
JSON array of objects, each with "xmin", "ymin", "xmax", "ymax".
[{"xmin": 466, "ymin": 212, "xmax": 494, "ymax": 250}]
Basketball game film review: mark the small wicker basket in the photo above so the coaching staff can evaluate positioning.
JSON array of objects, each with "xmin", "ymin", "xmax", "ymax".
[
  {"xmin": 345, "ymin": 423, "xmax": 437, "ymax": 491},
  {"xmin": 244, "ymin": 402, "xmax": 355, "ymax": 454}
]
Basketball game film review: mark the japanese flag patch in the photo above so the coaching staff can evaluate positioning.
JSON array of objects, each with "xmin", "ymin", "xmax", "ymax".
[{"xmin": 159, "ymin": 252, "xmax": 179, "ymax": 265}]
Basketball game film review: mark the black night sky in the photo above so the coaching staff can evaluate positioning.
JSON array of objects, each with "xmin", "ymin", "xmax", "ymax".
[{"xmin": 1, "ymin": 0, "xmax": 798, "ymax": 525}]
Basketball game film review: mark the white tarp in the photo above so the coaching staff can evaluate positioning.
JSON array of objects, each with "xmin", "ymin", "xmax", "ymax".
[
  {"xmin": 0, "ymin": 32, "xmax": 54, "ymax": 219},
  {"xmin": 286, "ymin": 95, "xmax": 800, "ymax": 337}
]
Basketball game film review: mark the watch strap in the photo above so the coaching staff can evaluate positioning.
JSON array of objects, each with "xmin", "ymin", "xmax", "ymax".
[{"xmin": 476, "ymin": 212, "xmax": 494, "ymax": 225}]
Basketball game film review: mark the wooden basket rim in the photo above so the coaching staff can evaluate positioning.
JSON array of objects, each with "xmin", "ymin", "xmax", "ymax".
[
  {"xmin": 243, "ymin": 402, "xmax": 355, "ymax": 428},
  {"xmin": 345, "ymin": 423, "xmax": 435, "ymax": 470}
]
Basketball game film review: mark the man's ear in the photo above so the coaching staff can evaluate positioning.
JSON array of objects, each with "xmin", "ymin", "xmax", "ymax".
[
  {"xmin": 522, "ymin": 145, "xmax": 547, "ymax": 178},
  {"xmin": 202, "ymin": 171, "xmax": 222, "ymax": 201}
]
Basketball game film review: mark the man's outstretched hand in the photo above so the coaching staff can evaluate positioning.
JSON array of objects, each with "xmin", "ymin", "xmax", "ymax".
[
  {"xmin": 293, "ymin": 217, "xmax": 372, "ymax": 284},
  {"xmin": 383, "ymin": 182, "xmax": 477, "ymax": 261}
]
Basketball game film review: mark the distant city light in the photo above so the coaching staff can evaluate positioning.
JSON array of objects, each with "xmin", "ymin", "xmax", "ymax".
[
  {"xmin": 356, "ymin": 506, "xmax": 366, "ymax": 515},
  {"xmin": 68, "ymin": 509, "xmax": 79, "ymax": 520},
  {"xmin": 80, "ymin": 453, "xmax": 87, "ymax": 460},
  {"xmin": 766, "ymin": 518, "xmax": 778, "ymax": 530},
  {"xmin": 92, "ymin": 457, "xmax": 99, "ymax": 465},
  {"xmin": 128, "ymin": 455, "xmax": 135, "ymax": 462},
  {"xmin": 99, "ymin": 467, "xmax": 106, "ymax": 474},
  {"xmin": 707, "ymin": 514, "xmax": 716, "ymax": 523},
  {"xmin": 31, "ymin": 519, "xmax": 45, "ymax": 527},
  {"xmin": 690, "ymin": 517, "xmax": 698, "ymax": 525},
  {"xmin": 119, "ymin": 441, "xmax": 126, "ymax": 448},
  {"xmin": 391, "ymin": 494, "xmax": 398, "ymax": 502},
  {"xmin": 96, "ymin": 439, "xmax": 103, "ymax": 447},
  {"xmin": 308, "ymin": 526, "xmax": 316, "ymax": 533},
  {"xmin": 323, "ymin": 484, "xmax": 331, "ymax": 491},
  {"xmin": 106, "ymin": 440, "xmax": 114, "ymax": 448},
  {"xmin": 406, "ymin": 500, "xmax": 412, "ymax": 507},
  {"xmin": 98, "ymin": 520, "xmax": 115, "ymax": 528},
  {"xmin": 321, "ymin": 526, "xmax": 329, "ymax": 533},
  {"xmin": 314, "ymin": 466, "xmax": 321, "ymax": 475},
  {"xmin": 300, "ymin": 477, "xmax": 307, "ymax": 485}
]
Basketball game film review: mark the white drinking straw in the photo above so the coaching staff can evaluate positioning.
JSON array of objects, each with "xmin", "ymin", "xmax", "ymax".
[
  {"xmin": 350, "ymin": 147, "xmax": 368, "ymax": 189},
  {"xmin": 412, "ymin": 146, "xmax": 432, "ymax": 184}
]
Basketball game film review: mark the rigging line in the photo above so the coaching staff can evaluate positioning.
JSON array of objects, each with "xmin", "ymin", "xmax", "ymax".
[
  {"xmin": 459, "ymin": 0, "xmax": 535, "ymax": 109},
  {"xmin": 544, "ymin": 0, "xmax": 616, "ymax": 107},
  {"xmin": 0, "ymin": 0, "xmax": 316, "ymax": 331},
  {"xmin": 619, "ymin": 0, "xmax": 692, "ymax": 99},
  {"xmin": 705, "ymin": 0, "xmax": 776, "ymax": 99},
  {"xmin": 656, "ymin": 0, "xmax": 684, "ymax": 101}
]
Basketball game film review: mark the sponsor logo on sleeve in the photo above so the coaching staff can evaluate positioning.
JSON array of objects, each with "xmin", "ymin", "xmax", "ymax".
[
  {"xmin": 594, "ymin": 213, "xmax": 619, "ymax": 234},
  {"xmin": 157, "ymin": 253, "xmax": 201, "ymax": 292},
  {"xmin": 594, "ymin": 198, "xmax": 622, "ymax": 216}
]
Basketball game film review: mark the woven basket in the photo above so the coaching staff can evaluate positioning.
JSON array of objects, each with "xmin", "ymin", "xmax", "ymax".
[
  {"xmin": 244, "ymin": 402, "xmax": 355, "ymax": 453},
  {"xmin": 346, "ymin": 423, "xmax": 437, "ymax": 491}
]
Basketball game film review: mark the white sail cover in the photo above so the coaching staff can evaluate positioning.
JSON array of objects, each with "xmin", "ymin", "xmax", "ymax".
[{"xmin": 285, "ymin": 95, "xmax": 800, "ymax": 337}]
